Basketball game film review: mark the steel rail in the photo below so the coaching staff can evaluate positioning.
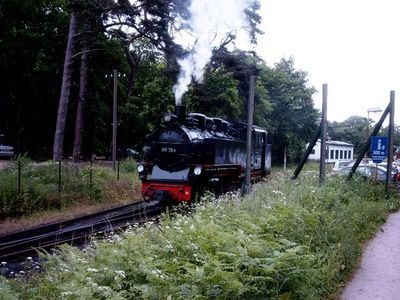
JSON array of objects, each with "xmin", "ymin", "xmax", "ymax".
[{"xmin": 0, "ymin": 200, "xmax": 164, "ymax": 261}]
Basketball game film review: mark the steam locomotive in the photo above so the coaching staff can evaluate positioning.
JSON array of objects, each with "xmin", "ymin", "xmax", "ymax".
[{"xmin": 137, "ymin": 106, "xmax": 271, "ymax": 203}]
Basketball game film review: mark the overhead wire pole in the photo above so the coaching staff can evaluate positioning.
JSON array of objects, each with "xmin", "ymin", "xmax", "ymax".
[
  {"xmin": 243, "ymin": 75, "xmax": 256, "ymax": 196},
  {"xmin": 112, "ymin": 69, "xmax": 117, "ymax": 172},
  {"xmin": 386, "ymin": 91, "xmax": 395, "ymax": 194},
  {"xmin": 292, "ymin": 83, "xmax": 327, "ymax": 180},
  {"xmin": 319, "ymin": 84, "xmax": 328, "ymax": 185}
]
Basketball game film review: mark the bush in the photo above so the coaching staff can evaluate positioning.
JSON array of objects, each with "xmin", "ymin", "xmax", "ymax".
[
  {"xmin": 1, "ymin": 172, "xmax": 397, "ymax": 299},
  {"xmin": 119, "ymin": 158, "xmax": 138, "ymax": 173},
  {"xmin": 0, "ymin": 158, "xmax": 138, "ymax": 218}
]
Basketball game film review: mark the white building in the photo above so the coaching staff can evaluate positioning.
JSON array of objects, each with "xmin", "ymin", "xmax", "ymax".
[{"xmin": 308, "ymin": 139, "xmax": 354, "ymax": 163}]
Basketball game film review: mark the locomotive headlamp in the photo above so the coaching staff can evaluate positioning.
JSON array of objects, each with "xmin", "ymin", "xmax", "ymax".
[
  {"xmin": 194, "ymin": 166, "xmax": 202, "ymax": 176},
  {"xmin": 164, "ymin": 113, "xmax": 177, "ymax": 123},
  {"xmin": 164, "ymin": 113, "xmax": 172, "ymax": 122},
  {"xmin": 137, "ymin": 164, "xmax": 144, "ymax": 173}
]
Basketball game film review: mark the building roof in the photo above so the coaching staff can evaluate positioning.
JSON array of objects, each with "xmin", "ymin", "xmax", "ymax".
[{"xmin": 317, "ymin": 139, "xmax": 354, "ymax": 147}]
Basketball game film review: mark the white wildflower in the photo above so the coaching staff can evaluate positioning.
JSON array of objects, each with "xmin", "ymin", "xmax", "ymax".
[
  {"xmin": 26, "ymin": 256, "xmax": 32, "ymax": 261},
  {"xmin": 272, "ymin": 190, "xmax": 284, "ymax": 196},
  {"xmin": 112, "ymin": 235, "xmax": 122, "ymax": 242},
  {"xmin": 86, "ymin": 268, "xmax": 98, "ymax": 273},
  {"xmin": 151, "ymin": 269, "xmax": 162, "ymax": 275},
  {"xmin": 97, "ymin": 286, "xmax": 111, "ymax": 293},
  {"xmin": 115, "ymin": 270, "xmax": 125, "ymax": 278},
  {"xmin": 1, "ymin": 262, "xmax": 6, "ymax": 266},
  {"xmin": 61, "ymin": 291, "xmax": 74, "ymax": 297}
]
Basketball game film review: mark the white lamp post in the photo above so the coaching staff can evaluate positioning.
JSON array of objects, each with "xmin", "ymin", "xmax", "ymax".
[{"xmin": 367, "ymin": 107, "xmax": 382, "ymax": 135}]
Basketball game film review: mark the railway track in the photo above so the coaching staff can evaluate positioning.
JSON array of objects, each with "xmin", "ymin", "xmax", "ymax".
[{"xmin": 0, "ymin": 200, "xmax": 165, "ymax": 263}]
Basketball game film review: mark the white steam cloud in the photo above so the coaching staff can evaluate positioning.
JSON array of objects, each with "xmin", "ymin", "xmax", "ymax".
[{"xmin": 173, "ymin": 0, "xmax": 255, "ymax": 106}]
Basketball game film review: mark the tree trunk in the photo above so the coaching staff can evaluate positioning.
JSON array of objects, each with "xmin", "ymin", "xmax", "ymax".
[
  {"xmin": 72, "ymin": 25, "xmax": 90, "ymax": 163},
  {"xmin": 125, "ymin": 48, "xmax": 139, "ymax": 98},
  {"xmin": 53, "ymin": 12, "xmax": 78, "ymax": 161}
]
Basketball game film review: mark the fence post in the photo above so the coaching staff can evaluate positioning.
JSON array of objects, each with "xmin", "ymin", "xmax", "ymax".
[
  {"xmin": 58, "ymin": 160, "xmax": 61, "ymax": 202},
  {"xmin": 17, "ymin": 161, "xmax": 21, "ymax": 194},
  {"xmin": 89, "ymin": 156, "xmax": 93, "ymax": 189},
  {"xmin": 88, "ymin": 156, "xmax": 93, "ymax": 201},
  {"xmin": 117, "ymin": 160, "xmax": 120, "ymax": 181}
]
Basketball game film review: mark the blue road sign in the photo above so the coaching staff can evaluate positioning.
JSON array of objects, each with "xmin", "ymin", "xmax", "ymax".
[{"xmin": 371, "ymin": 136, "xmax": 388, "ymax": 163}]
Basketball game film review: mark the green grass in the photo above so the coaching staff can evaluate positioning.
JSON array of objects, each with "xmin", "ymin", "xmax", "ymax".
[
  {"xmin": 1, "ymin": 171, "xmax": 397, "ymax": 299},
  {"xmin": 0, "ymin": 157, "xmax": 139, "ymax": 218}
]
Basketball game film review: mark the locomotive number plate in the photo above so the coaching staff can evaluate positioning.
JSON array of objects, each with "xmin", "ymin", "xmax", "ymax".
[{"xmin": 161, "ymin": 147, "xmax": 177, "ymax": 153}]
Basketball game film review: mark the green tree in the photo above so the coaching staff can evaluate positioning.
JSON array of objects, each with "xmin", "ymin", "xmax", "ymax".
[
  {"xmin": 381, "ymin": 125, "xmax": 400, "ymax": 148},
  {"xmin": 119, "ymin": 62, "xmax": 175, "ymax": 152},
  {"xmin": 0, "ymin": 0, "xmax": 70, "ymax": 157},
  {"xmin": 260, "ymin": 57, "xmax": 319, "ymax": 163},
  {"xmin": 190, "ymin": 68, "xmax": 242, "ymax": 120},
  {"xmin": 328, "ymin": 116, "xmax": 369, "ymax": 157},
  {"xmin": 53, "ymin": 0, "xmax": 196, "ymax": 160}
]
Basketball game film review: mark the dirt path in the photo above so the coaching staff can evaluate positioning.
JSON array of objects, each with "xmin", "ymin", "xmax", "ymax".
[{"xmin": 340, "ymin": 211, "xmax": 400, "ymax": 299}]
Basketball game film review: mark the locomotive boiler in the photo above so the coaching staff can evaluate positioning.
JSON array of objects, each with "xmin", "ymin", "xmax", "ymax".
[{"xmin": 137, "ymin": 106, "xmax": 271, "ymax": 203}]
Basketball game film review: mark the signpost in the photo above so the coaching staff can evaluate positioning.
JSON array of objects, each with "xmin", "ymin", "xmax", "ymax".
[{"xmin": 371, "ymin": 136, "xmax": 388, "ymax": 163}]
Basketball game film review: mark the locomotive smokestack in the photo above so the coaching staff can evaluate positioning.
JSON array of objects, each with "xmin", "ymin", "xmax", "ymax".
[{"xmin": 174, "ymin": 105, "xmax": 186, "ymax": 123}]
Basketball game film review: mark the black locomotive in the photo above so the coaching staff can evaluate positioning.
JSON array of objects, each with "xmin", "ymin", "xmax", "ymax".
[{"xmin": 137, "ymin": 106, "xmax": 271, "ymax": 202}]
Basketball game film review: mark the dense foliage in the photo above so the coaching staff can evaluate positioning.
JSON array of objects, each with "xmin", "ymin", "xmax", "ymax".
[
  {"xmin": 1, "ymin": 173, "xmax": 397, "ymax": 299},
  {"xmin": 0, "ymin": 0, "xmax": 320, "ymax": 164}
]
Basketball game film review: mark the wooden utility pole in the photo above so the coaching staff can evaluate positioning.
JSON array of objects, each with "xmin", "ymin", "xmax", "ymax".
[
  {"xmin": 53, "ymin": 13, "xmax": 78, "ymax": 161},
  {"xmin": 112, "ymin": 69, "xmax": 117, "ymax": 171},
  {"xmin": 292, "ymin": 84, "xmax": 327, "ymax": 180},
  {"xmin": 386, "ymin": 91, "xmax": 395, "ymax": 194},
  {"xmin": 243, "ymin": 75, "xmax": 256, "ymax": 196},
  {"xmin": 319, "ymin": 84, "xmax": 328, "ymax": 185}
]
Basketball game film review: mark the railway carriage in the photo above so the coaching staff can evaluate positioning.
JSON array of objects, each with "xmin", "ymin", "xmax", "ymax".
[{"xmin": 137, "ymin": 106, "xmax": 271, "ymax": 203}]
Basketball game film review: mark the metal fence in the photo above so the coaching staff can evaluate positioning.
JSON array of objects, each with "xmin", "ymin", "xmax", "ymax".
[
  {"xmin": 0, "ymin": 159, "xmax": 128, "ymax": 218},
  {"xmin": 10, "ymin": 160, "xmax": 122, "ymax": 195}
]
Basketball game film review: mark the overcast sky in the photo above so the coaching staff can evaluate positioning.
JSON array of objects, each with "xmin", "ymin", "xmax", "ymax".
[{"xmin": 256, "ymin": 0, "xmax": 400, "ymax": 124}]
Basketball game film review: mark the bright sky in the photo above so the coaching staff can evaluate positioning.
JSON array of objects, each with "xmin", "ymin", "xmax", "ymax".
[{"xmin": 256, "ymin": 0, "xmax": 400, "ymax": 124}]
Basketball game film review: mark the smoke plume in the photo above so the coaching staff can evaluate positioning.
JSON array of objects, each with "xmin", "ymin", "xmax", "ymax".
[{"xmin": 173, "ymin": 0, "xmax": 255, "ymax": 106}]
